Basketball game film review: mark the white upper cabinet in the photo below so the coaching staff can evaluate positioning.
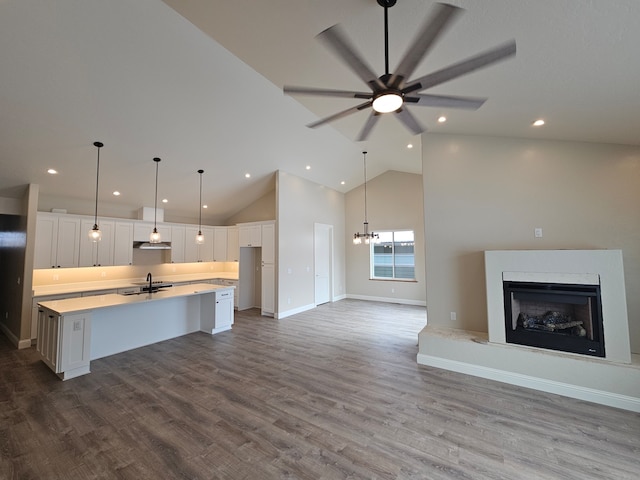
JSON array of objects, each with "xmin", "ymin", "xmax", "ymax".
[
  {"xmin": 79, "ymin": 219, "xmax": 114, "ymax": 267},
  {"xmin": 226, "ymin": 226, "xmax": 239, "ymax": 262},
  {"xmin": 238, "ymin": 224, "xmax": 262, "ymax": 247},
  {"xmin": 200, "ymin": 227, "xmax": 214, "ymax": 262},
  {"xmin": 184, "ymin": 226, "xmax": 213, "ymax": 262},
  {"xmin": 113, "ymin": 221, "xmax": 134, "ymax": 266},
  {"xmin": 213, "ymin": 227, "xmax": 228, "ymax": 262},
  {"xmin": 261, "ymin": 223, "xmax": 275, "ymax": 264},
  {"xmin": 34, "ymin": 213, "xmax": 81, "ymax": 269},
  {"xmin": 170, "ymin": 225, "xmax": 185, "ymax": 263}
]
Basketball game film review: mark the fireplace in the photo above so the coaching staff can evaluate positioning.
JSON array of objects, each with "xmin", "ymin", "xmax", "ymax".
[
  {"xmin": 503, "ymin": 281, "xmax": 605, "ymax": 357},
  {"xmin": 484, "ymin": 250, "xmax": 630, "ymax": 364}
]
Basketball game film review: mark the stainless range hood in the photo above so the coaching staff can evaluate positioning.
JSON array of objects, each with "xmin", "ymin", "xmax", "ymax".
[{"xmin": 134, "ymin": 241, "xmax": 171, "ymax": 250}]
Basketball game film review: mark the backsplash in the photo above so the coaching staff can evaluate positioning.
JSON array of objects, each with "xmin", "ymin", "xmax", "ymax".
[{"xmin": 32, "ymin": 261, "xmax": 239, "ymax": 287}]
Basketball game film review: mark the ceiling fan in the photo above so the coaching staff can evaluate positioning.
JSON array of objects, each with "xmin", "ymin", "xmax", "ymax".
[{"xmin": 284, "ymin": 1, "xmax": 516, "ymax": 141}]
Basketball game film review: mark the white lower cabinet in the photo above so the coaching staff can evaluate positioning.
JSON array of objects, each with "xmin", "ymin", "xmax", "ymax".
[
  {"xmin": 32, "ymin": 293, "xmax": 81, "ymax": 341},
  {"xmin": 200, "ymin": 288, "xmax": 234, "ymax": 334},
  {"xmin": 37, "ymin": 307, "xmax": 92, "ymax": 380}
]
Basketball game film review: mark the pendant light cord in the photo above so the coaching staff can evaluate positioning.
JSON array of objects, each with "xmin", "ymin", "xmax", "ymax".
[
  {"xmin": 153, "ymin": 158, "xmax": 160, "ymax": 230},
  {"xmin": 92, "ymin": 141, "xmax": 103, "ymax": 228},
  {"xmin": 197, "ymin": 169, "xmax": 204, "ymax": 233},
  {"xmin": 363, "ymin": 151, "xmax": 368, "ymax": 224}
]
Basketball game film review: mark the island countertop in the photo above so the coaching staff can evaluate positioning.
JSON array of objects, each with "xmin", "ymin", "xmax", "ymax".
[{"xmin": 38, "ymin": 283, "xmax": 233, "ymax": 315}]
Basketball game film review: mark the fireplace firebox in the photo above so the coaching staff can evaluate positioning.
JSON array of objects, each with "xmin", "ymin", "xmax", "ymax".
[{"xmin": 503, "ymin": 281, "xmax": 605, "ymax": 357}]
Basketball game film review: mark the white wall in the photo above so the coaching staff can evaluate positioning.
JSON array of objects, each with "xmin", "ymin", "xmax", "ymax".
[
  {"xmin": 422, "ymin": 133, "xmax": 640, "ymax": 353},
  {"xmin": 345, "ymin": 170, "xmax": 426, "ymax": 305},
  {"xmin": 277, "ymin": 171, "xmax": 345, "ymax": 316}
]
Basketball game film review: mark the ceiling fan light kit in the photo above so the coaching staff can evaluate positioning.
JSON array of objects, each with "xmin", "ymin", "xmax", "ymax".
[{"xmin": 284, "ymin": 1, "xmax": 516, "ymax": 141}]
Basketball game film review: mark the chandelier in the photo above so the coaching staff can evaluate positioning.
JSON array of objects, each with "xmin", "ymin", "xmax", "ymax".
[{"xmin": 353, "ymin": 151, "xmax": 379, "ymax": 245}]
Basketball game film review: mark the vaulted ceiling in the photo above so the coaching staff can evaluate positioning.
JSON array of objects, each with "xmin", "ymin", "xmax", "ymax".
[{"xmin": 1, "ymin": 0, "xmax": 639, "ymax": 222}]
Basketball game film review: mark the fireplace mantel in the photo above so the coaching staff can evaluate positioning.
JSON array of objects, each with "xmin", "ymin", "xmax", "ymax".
[{"xmin": 484, "ymin": 250, "xmax": 630, "ymax": 364}]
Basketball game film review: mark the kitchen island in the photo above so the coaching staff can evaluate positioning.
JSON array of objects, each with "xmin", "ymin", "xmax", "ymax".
[{"xmin": 37, "ymin": 283, "xmax": 234, "ymax": 380}]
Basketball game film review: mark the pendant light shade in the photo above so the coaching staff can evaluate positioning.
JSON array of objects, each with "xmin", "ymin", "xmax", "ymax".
[
  {"xmin": 150, "ymin": 157, "xmax": 162, "ymax": 243},
  {"xmin": 89, "ymin": 141, "xmax": 104, "ymax": 242},
  {"xmin": 196, "ymin": 169, "xmax": 205, "ymax": 245},
  {"xmin": 353, "ymin": 151, "xmax": 379, "ymax": 245}
]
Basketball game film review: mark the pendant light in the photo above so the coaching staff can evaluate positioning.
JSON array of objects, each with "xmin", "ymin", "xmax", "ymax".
[
  {"xmin": 353, "ymin": 151, "xmax": 379, "ymax": 245},
  {"xmin": 195, "ymin": 169, "xmax": 205, "ymax": 245},
  {"xmin": 88, "ymin": 141, "xmax": 104, "ymax": 242},
  {"xmin": 150, "ymin": 157, "xmax": 162, "ymax": 243}
]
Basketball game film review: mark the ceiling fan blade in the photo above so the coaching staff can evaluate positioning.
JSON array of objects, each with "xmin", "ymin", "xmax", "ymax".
[
  {"xmin": 395, "ymin": 108, "xmax": 425, "ymax": 136},
  {"xmin": 317, "ymin": 24, "xmax": 385, "ymax": 91},
  {"xmin": 356, "ymin": 112, "xmax": 381, "ymax": 142},
  {"xmin": 407, "ymin": 93, "xmax": 486, "ymax": 110},
  {"xmin": 307, "ymin": 101, "xmax": 372, "ymax": 129},
  {"xmin": 284, "ymin": 86, "xmax": 372, "ymax": 99},
  {"xmin": 389, "ymin": 3, "xmax": 462, "ymax": 90},
  {"xmin": 406, "ymin": 40, "xmax": 517, "ymax": 93}
]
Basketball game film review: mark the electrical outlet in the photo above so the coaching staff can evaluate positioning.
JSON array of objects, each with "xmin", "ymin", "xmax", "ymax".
[
  {"xmin": 450, "ymin": 312, "xmax": 457, "ymax": 321},
  {"xmin": 5, "ymin": 312, "xmax": 8, "ymax": 319},
  {"xmin": 391, "ymin": 288, "xmax": 395, "ymax": 293},
  {"xmin": 534, "ymin": 227, "xmax": 543, "ymax": 238},
  {"xmin": 53, "ymin": 274, "xmax": 59, "ymax": 281},
  {"xmin": 287, "ymin": 297, "xmax": 291, "ymax": 304},
  {"xmin": 101, "ymin": 271, "xmax": 106, "ymax": 277}
]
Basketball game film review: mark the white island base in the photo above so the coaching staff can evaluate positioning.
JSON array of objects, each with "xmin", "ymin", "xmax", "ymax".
[{"xmin": 37, "ymin": 283, "xmax": 234, "ymax": 380}]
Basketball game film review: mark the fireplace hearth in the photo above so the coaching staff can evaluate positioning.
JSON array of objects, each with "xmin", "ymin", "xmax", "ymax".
[{"xmin": 503, "ymin": 281, "xmax": 605, "ymax": 357}]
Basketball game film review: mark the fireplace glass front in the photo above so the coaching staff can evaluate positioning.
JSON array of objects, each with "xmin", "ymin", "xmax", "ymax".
[{"xmin": 503, "ymin": 281, "xmax": 605, "ymax": 357}]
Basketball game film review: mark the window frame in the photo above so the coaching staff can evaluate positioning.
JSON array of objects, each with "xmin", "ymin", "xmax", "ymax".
[{"xmin": 369, "ymin": 229, "xmax": 416, "ymax": 282}]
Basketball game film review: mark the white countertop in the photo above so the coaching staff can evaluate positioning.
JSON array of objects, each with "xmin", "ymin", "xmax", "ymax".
[
  {"xmin": 38, "ymin": 283, "xmax": 233, "ymax": 315},
  {"xmin": 33, "ymin": 272, "xmax": 238, "ymax": 297}
]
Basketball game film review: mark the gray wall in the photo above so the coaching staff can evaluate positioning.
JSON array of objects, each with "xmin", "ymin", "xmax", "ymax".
[
  {"xmin": 422, "ymin": 133, "xmax": 640, "ymax": 353},
  {"xmin": 345, "ymin": 170, "xmax": 426, "ymax": 304},
  {"xmin": 277, "ymin": 170, "xmax": 346, "ymax": 316}
]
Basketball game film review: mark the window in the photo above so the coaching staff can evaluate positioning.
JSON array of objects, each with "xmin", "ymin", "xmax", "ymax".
[{"xmin": 371, "ymin": 230, "xmax": 415, "ymax": 280}]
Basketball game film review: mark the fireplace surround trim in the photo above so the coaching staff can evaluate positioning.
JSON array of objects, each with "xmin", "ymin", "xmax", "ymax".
[{"xmin": 485, "ymin": 249, "xmax": 630, "ymax": 364}]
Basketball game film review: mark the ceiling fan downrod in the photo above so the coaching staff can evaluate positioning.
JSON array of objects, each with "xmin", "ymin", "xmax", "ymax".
[{"xmin": 377, "ymin": 0, "xmax": 396, "ymax": 77}]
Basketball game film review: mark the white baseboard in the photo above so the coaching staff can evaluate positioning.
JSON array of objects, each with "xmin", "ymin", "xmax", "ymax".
[
  {"xmin": 276, "ymin": 303, "xmax": 316, "ymax": 319},
  {"xmin": 417, "ymin": 353, "xmax": 640, "ymax": 413},
  {"xmin": 0, "ymin": 322, "xmax": 25, "ymax": 349},
  {"xmin": 346, "ymin": 294, "xmax": 426, "ymax": 306},
  {"xmin": 333, "ymin": 294, "xmax": 347, "ymax": 301}
]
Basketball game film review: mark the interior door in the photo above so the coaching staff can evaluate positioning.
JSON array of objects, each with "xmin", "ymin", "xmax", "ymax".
[{"xmin": 314, "ymin": 223, "xmax": 332, "ymax": 306}]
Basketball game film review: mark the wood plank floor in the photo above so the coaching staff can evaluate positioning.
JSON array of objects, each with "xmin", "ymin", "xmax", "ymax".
[{"xmin": 1, "ymin": 299, "xmax": 638, "ymax": 479}]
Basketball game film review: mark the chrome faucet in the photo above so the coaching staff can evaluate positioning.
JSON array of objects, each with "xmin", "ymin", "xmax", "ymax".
[{"xmin": 146, "ymin": 272, "xmax": 152, "ymax": 293}]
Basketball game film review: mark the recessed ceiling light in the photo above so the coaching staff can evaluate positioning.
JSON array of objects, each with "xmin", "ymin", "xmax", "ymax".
[
  {"xmin": 112, "ymin": 191, "xmax": 120, "ymax": 196},
  {"xmin": 407, "ymin": 144, "xmax": 413, "ymax": 149},
  {"xmin": 306, "ymin": 165, "xmax": 311, "ymax": 170},
  {"xmin": 533, "ymin": 119, "xmax": 545, "ymax": 126},
  {"xmin": 245, "ymin": 173, "xmax": 251, "ymax": 178},
  {"xmin": 341, "ymin": 181, "xmax": 345, "ymax": 185},
  {"xmin": 162, "ymin": 198, "xmax": 168, "ymax": 203},
  {"xmin": 47, "ymin": 169, "xmax": 58, "ymax": 174},
  {"xmin": 438, "ymin": 116, "xmax": 447, "ymax": 123},
  {"xmin": 203, "ymin": 204, "xmax": 208, "ymax": 209}
]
